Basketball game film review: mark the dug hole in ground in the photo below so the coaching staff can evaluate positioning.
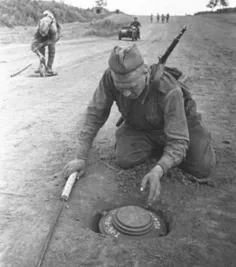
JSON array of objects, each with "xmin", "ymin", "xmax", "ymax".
[{"xmin": 0, "ymin": 14, "xmax": 236, "ymax": 267}]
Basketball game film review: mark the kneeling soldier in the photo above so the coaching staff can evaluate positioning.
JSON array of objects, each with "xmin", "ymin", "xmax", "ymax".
[{"xmin": 63, "ymin": 44, "xmax": 216, "ymax": 205}]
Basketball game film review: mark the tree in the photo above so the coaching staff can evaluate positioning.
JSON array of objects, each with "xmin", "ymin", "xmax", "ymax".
[
  {"xmin": 206, "ymin": 0, "xmax": 214, "ymax": 10},
  {"xmin": 206, "ymin": 0, "xmax": 229, "ymax": 10},
  {"xmin": 95, "ymin": 0, "xmax": 107, "ymax": 7},
  {"xmin": 219, "ymin": 0, "xmax": 229, "ymax": 7}
]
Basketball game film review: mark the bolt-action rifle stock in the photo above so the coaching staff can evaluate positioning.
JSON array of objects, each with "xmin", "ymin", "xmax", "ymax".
[{"xmin": 116, "ymin": 26, "xmax": 187, "ymax": 127}]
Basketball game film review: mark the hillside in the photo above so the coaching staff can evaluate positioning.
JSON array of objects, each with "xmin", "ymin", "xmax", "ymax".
[
  {"xmin": 84, "ymin": 13, "xmax": 133, "ymax": 37},
  {"xmin": 195, "ymin": 6, "xmax": 236, "ymax": 15},
  {"xmin": 0, "ymin": 0, "xmax": 110, "ymax": 27},
  {"xmin": 0, "ymin": 0, "xmax": 133, "ymax": 42},
  {"xmin": 0, "ymin": 12, "xmax": 133, "ymax": 44}
]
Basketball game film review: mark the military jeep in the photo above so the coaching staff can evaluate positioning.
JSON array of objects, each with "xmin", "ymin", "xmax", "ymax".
[{"xmin": 118, "ymin": 26, "xmax": 138, "ymax": 41}]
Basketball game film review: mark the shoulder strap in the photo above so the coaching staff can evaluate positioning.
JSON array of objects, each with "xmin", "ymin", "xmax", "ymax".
[{"xmin": 164, "ymin": 66, "xmax": 182, "ymax": 80}]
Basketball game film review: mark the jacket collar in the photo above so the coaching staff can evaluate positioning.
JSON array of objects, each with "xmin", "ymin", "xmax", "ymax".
[{"xmin": 138, "ymin": 64, "xmax": 163, "ymax": 104}]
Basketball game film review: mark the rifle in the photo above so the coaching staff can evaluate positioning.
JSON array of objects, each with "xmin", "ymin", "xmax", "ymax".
[
  {"xmin": 116, "ymin": 25, "xmax": 187, "ymax": 127},
  {"xmin": 158, "ymin": 25, "xmax": 187, "ymax": 64}
]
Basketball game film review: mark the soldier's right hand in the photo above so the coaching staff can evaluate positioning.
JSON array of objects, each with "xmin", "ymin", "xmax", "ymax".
[
  {"xmin": 62, "ymin": 159, "xmax": 86, "ymax": 179},
  {"xmin": 36, "ymin": 50, "xmax": 45, "ymax": 64}
]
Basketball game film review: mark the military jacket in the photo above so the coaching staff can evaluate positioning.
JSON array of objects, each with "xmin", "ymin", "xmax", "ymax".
[
  {"xmin": 130, "ymin": 21, "xmax": 141, "ymax": 28},
  {"xmin": 76, "ymin": 65, "xmax": 199, "ymax": 173},
  {"xmin": 31, "ymin": 18, "xmax": 61, "ymax": 52}
]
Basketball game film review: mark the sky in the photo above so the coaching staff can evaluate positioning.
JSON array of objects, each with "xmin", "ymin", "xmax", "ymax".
[{"xmin": 61, "ymin": 0, "xmax": 236, "ymax": 15}]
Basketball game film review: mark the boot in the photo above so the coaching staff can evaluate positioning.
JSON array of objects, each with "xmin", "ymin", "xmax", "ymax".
[
  {"xmin": 46, "ymin": 44, "xmax": 57, "ymax": 75},
  {"xmin": 46, "ymin": 67, "xmax": 57, "ymax": 76}
]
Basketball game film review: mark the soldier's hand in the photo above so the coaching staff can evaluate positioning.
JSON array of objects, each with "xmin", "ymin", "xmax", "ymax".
[
  {"xmin": 36, "ymin": 50, "xmax": 45, "ymax": 64},
  {"xmin": 38, "ymin": 53, "xmax": 44, "ymax": 61},
  {"xmin": 140, "ymin": 165, "xmax": 164, "ymax": 205},
  {"xmin": 62, "ymin": 159, "xmax": 86, "ymax": 179}
]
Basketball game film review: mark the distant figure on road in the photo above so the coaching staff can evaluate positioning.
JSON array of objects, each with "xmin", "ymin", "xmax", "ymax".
[
  {"xmin": 62, "ymin": 43, "xmax": 216, "ymax": 205},
  {"xmin": 166, "ymin": 13, "xmax": 170, "ymax": 23},
  {"xmin": 31, "ymin": 10, "xmax": 61, "ymax": 76},
  {"xmin": 161, "ymin": 14, "xmax": 165, "ymax": 23},
  {"xmin": 130, "ymin": 17, "xmax": 141, "ymax": 39},
  {"xmin": 156, "ymin": 13, "xmax": 160, "ymax": 23},
  {"xmin": 150, "ymin": 14, "xmax": 153, "ymax": 23}
]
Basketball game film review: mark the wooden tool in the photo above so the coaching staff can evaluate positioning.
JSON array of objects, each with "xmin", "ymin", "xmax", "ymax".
[
  {"xmin": 36, "ymin": 172, "xmax": 80, "ymax": 267},
  {"xmin": 61, "ymin": 172, "xmax": 78, "ymax": 200},
  {"xmin": 39, "ymin": 62, "xmax": 46, "ymax": 77},
  {"xmin": 10, "ymin": 63, "xmax": 32, "ymax": 78}
]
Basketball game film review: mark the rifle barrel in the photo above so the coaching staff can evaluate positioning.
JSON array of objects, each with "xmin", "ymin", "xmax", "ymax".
[{"xmin": 160, "ymin": 26, "xmax": 187, "ymax": 64}]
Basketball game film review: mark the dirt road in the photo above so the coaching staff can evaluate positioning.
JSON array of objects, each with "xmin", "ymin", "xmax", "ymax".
[{"xmin": 0, "ymin": 15, "xmax": 236, "ymax": 267}]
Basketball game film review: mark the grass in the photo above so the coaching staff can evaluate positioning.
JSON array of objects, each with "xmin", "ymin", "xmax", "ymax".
[
  {"xmin": 0, "ymin": 0, "xmax": 111, "ymax": 27},
  {"xmin": 84, "ymin": 14, "xmax": 132, "ymax": 37},
  {"xmin": 0, "ymin": 0, "xmax": 133, "ymax": 43}
]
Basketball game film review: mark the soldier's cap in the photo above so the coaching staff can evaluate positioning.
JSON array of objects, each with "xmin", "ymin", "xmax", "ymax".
[
  {"xmin": 108, "ymin": 44, "xmax": 145, "ymax": 87},
  {"xmin": 43, "ymin": 10, "xmax": 55, "ymax": 20},
  {"xmin": 39, "ymin": 11, "xmax": 55, "ymax": 37}
]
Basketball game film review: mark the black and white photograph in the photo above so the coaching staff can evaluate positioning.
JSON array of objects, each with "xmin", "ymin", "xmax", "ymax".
[{"xmin": 0, "ymin": 0, "xmax": 235, "ymax": 266}]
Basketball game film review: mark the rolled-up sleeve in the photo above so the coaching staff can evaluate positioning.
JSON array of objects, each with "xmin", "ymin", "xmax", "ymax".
[
  {"xmin": 157, "ymin": 87, "xmax": 189, "ymax": 173},
  {"xmin": 76, "ymin": 69, "xmax": 114, "ymax": 159}
]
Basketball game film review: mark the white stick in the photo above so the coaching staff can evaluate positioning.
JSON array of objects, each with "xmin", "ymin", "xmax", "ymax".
[{"xmin": 61, "ymin": 172, "xmax": 79, "ymax": 201}]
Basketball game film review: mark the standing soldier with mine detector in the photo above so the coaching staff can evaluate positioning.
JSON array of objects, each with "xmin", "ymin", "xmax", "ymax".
[{"xmin": 31, "ymin": 10, "xmax": 61, "ymax": 76}]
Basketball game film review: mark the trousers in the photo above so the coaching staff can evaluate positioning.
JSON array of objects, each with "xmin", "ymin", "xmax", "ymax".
[
  {"xmin": 115, "ymin": 117, "xmax": 216, "ymax": 178},
  {"xmin": 37, "ymin": 45, "xmax": 55, "ymax": 69}
]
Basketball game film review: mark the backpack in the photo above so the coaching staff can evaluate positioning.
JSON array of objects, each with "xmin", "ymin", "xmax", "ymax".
[{"xmin": 150, "ymin": 64, "xmax": 198, "ymax": 119}]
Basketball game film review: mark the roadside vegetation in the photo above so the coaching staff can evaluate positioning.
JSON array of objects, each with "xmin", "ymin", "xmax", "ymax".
[
  {"xmin": 195, "ymin": 6, "xmax": 236, "ymax": 15},
  {"xmin": 84, "ymin": 13, "xmax": 132, "ymax": 37},
  {"xmin": 0, "ymin": 0, "xmax": 133, "ymax": 41},
  {"xmin": 0, "ymin": 0, "xmax": 131, "ymax": 38},
  {"xmin": 0, "ymin": 0, "xmax": 110, "ymax": 27},
  {"xmin": 195, "ymin": 0, "xmax": 236, "ymax": 15}
]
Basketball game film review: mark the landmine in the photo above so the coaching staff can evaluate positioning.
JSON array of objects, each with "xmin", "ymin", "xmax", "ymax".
[{"xmin": 99, "ymin": 205, "xmax": 167, "ymax": 240}]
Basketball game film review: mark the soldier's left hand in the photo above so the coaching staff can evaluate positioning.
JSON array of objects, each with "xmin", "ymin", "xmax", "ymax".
[{"xmin": 140, "ymin": 165, "xmax": 164, "ymax": 205}]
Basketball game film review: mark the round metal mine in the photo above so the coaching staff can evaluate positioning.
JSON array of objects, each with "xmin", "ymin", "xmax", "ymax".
[{"xmin": 99, "ymin": 205, "xmax": 165, "ymax": 239}]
